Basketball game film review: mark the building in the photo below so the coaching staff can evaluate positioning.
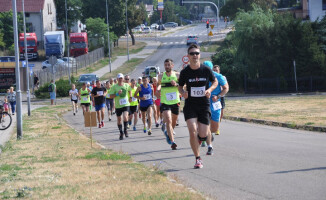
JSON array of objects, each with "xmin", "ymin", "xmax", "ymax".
[
  {"xmin": 309, "ymin": 0, "xmax": 326, "ymax": 21},
  {"xmin": 0, "ymin": 0, "xmax": 57, "ymax": 46}
]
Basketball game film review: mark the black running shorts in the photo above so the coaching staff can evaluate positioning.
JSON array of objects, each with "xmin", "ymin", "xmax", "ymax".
[
  {"xmin": 116, "ymin": 106, "xmax": 130, "ymax": 117},
  {"xmin": 129, "ymin": 105, "xmax": 137, "ymax": 115},
  {"xmin": 140, "ymin": 105, "xmax": 153, "ymax": 112},
  {"xmin": 183, "ymin": 103, "xmax": 211, "ymax": 125},
  {"xmin": 220, "ymin": 97, "xmax": 225, "ymax": 109},
  {"xmin": 160, "ymin": 103, "xmax": 180, "ymax": 115},
  {"xmin": 81, "ymin": 103, "xmax": 90, "ymax": 107}
]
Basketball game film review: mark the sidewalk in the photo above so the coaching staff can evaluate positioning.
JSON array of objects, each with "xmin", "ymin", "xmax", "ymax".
[{"xmin": 93, "ymin": 40, "xmax": 161, "ymax": 78}]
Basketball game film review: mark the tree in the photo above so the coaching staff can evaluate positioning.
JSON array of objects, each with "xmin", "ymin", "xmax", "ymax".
[
  {"xmin": 0, "ymin": 31, "xmax": 5, "ymax": 49},
  {"xmin": 128, "ymin": 2, "xmax": 147, "ymax": 45},
  {"xmin": 86, "ymin": 17, "xmax": 107, "ymax": 48},
  {"xmin": 55, "ymin": 0, "xmax": 82, "ymax": 31},
  {"xmin": 0, "ymin": 11, "xmax": 23, "ymax": 49}
]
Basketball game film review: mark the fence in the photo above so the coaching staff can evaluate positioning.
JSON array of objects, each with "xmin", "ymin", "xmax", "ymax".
[
  {"xmin": 33, "ymin": 47, "xmax": 104, "ymax": 87},
  {"xmin": 244, "ymin": 76, "xmax": 326, "ymax": 93}
]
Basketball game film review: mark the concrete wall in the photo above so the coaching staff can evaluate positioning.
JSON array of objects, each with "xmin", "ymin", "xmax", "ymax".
[
  {"xmin": 309, "ymin": 0, "xmax": 326, "ymax": 21},
  {"xmin": 26, "ymin": 13, "xmax": 42, "ymax": 43},
  {"xmin": 42, "ymin": 0, "xmax": 57, "ymax": 33}
]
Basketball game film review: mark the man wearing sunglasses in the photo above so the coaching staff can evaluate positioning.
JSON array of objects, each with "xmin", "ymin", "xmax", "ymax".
[{"xmin": 178, "ymin": 44, "xmax": 218, "ymax": 169}]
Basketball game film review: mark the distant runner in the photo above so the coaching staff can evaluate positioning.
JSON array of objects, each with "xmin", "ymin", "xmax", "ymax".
[
  {"xmin": 129, "ymin": 79, "xmax": 139, "ymax": 131},
  {"xmin": 105, "ymin": 81, "xmax": 113, "ymax": 121},
  {"xmin": 79, "ymin": 83, "xmax": 91, "ymax": 114},
  {"xmin": 91, "ymin": 80, "xmax": 107, "ymax": 128},
  {"xmin": 69, "ymin": 84, "xmax": 79, "ymax": 116}
]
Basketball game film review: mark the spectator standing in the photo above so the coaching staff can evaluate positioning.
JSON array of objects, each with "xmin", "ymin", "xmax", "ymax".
[
  {"xmin": 49, "ymin": 80, "xmax": 56, "ymax": 105},
  {"xmin": 7, "ymin": 87, "xmax": 16, "ymax": 115}
]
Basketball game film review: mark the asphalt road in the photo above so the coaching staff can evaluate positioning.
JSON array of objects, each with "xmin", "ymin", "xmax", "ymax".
[{"xmin": 63, "ymin": 109, "xmax": 326, "ymax": 200}]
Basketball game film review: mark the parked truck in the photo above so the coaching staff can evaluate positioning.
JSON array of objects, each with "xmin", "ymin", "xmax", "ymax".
[
  {"xmin": 19, "ymin": 33, "xmax": 38, "ymax": 60},
  {"xmin": 70, "ymin": 32, "xmax": 88, "ymax": 57},
  {"xmin": 44, "ymin": 31, "xmax": 65, "ymax": 59}
]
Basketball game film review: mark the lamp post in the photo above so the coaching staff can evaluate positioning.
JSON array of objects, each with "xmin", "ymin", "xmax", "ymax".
[
  {"xmin": 65, "ymin": 0, "xmax": 71, "ymax": 84},
  {"xmin": 12, "ymin": 0, "xmax": 23, "ymax": 139},
  {"xmin": 22, "ymin": 0, "xmax": 31, "ymax": 116},
  {"xmin": 126, "ymin": 0, "xmax": 129, "ymax": 61},
  {"xmin": 106, "ymin": 0, "xmax": 112, "ymax": 72}
]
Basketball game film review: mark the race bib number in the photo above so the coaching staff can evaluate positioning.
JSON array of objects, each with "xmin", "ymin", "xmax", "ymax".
[
  {"xmin": 83, "ymin": 97, "xmax": 88, "ymax": 101},
  {"xmin": 143, "ymin": 94, "xmax": 151, "ymax": 100},
  {"xmin": 166, "ymin": 92, "xmax": 177, "ymax": 101},
  {"xmin": 153, "ymin": 95, "xmax": 157, "ymax": 101},
  {"xmin": 119, "ymin": 98, "xmax": 128, "ymax": 105},
  {"xmin": 191, "ymin": 86, "xmax": 205, "ymax": 97},
  {"xmin": 132, "ymin": 97, "xmax": 137, "ymax": 102},
  {"xmin": 106, "ymin": 93, "xmax": 110, "ymax": 98},
  {"xmin": 97, "ymin": 91, "xmax": 103, "ymax": 96},
  {"xmin": 212, "ymin": 101, "xmax": 222, "ymax": 111}
]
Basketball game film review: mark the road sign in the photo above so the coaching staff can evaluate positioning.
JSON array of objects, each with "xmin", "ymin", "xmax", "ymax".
[
  {"xmin": 210, "ymin": 25, "xmax": 215, "ymax": 29},
  {"xmin": 208, "ymin": 31, "xmax": 213, "ymax": 36},
  {"xmin": 182, "ymin": 55, "xmax": 189, "ymax": 64},
  {"xmin": 28, "ymin": 64, "xmax": 35, "ymax": 68},
  {"xmin": 182, "ymin": 63, "xmax": 188, "ymax": 69}
]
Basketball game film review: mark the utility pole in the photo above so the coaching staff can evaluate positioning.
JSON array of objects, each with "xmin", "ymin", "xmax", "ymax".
[
  {"xmin": 126, "ymin": 0, "xmax": 129, "ymax": 61},
  {"xmin": 12, "ymin": 0, "xmax": 23, "ymax": 139},
  {"xmin": 65, "ymin": 0, "xmax": 71, "ymax": 84},
  {"xmin": 106, "ymin": 0, "xmax": 112, "ymax": 73},
  {"xmin": 22, "ymin": 0, "xmax": 31, "ymax": 116}
]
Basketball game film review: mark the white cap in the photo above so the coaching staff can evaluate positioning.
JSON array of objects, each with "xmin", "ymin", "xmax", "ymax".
[
  {"xmin": 117, "ymin": 73, "xmax": 124, "ymax": 79},
  {"xmin": 86, "ymin": 82, "xmax": 90, "ymax": 85},
  {"xmin": 138, "ymin": 77, "xmax": 142, "ymax": 80}
]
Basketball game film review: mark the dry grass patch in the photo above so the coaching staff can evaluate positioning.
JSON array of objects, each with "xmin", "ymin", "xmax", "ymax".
[
  {"xmin": 0, "ymin": 104, "xmax": 205, "ymax": 199},
  {"xmin": 225, "ymin": 95, "xmax": 326, "ymax": 127}
]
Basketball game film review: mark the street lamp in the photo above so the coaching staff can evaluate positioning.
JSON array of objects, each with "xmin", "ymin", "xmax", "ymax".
[
  {"xmin": 106, "ymin": 0, "xmax": 112, "ymax": 72},
  {"xmin": 126, "ymin": 0, "xmax": 129, "ymax": 61},
  {"xmin": 65, "ymin": 0, "xmax": 71, "ymax": 84}
]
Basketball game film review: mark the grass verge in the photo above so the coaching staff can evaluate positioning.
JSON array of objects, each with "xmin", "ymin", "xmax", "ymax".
[
  {"xmin": 100, "ymin": 58, "xmax": 145, "ymax": 80},
  {"xmin": 200, "ymin": 41, "xmax": 222, "ymax": 53},
  {"xmin": 0, "ymin": 104, "xmax": 205, "ymax": 199},
  {"xmin": 224, "ymin": 95, "xmax": 326, "ymax": 127}
]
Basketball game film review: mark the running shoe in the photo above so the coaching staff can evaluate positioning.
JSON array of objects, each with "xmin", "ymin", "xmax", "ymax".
[
  {"xmin": 73, "ymin": 112, "xmax": 75, "ymax": 116},
  {"xmin": 119, "ymin": 132, "xmax": 123, "ymax": 140},
  {"xmin": 133, "ymin": 126, "xmax": 136, "ymax": 131},
  {"xmin": 164, "ymin": 130, "xmax": 172, "ymax": 145},
  {"xmin": 124, "ymin": 130, "xmax": 129, "ymax": 137},
  {"xmin": 148, "ymin": 130, "xmax": 152, "ymax": 135},
  {"xmin": 194, "ymin": 158, "xmax": 203, "ymax": 169},
  {"xmin": 109, "ymin": 118, "xmax": 111, "ymax": 121},
  {"xmin": 98, "ymin": 123, "xmax": 102, "ymax": 128},
  {"xmin": 215, "ymin": 130, "xmax": 220, "ymax": 135},
  {"xmin": 207, "ymin": 147, "xmax": 213, "ymax": 155},
  {"xmin": 171, "ymin": 143, "xmax": 177, "ymax": 150},
  {"xmin": 201, "ymin": 141, "xmax": 207, "ymax": 147},
  {"xmin": 143, "ymin": 127, "xmax": 147, "ymax": 133},
  {"xmin": 156, "ymin": 123, "xmax": 159, "ymax": 128},
  {"xmin": 127, "ymin": 124, "xmax": 130, "ymax": 129},
  {"xmin": 76, "ymin": 108, "xmax": 78, "ymax": 113},
  {"xmin": 161, "ymin": 123, "xmax": 166, "ymax": 132},
  {"xmin": 129, "ymin": 121, "xmax": 132, "ymax": 125},
  {"xmin": 101, "ymin": 121, "xmax": 104, "ymax": 127}
]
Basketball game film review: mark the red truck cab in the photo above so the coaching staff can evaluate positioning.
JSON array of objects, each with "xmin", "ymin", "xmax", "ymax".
[
  {"xmin": 19, "ymin": 33, "xmax": 38, "ymax": 60},
  {"xmin": 70, "ymin": 32, "xmax": 88, "ymax": 57}
]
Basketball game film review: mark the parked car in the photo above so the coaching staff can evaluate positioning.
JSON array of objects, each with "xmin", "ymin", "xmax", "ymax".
[
  {"xmin": 42, "ymin": 59, "xmax": 65, "ymax": 69},
  {"xmin": 62, "ymin": 57, "xmax": 76, "ymax": 65},
  {"xmin": 140, "ymin": 24, "xmax": 146, "ymax": 30},
  {"xmin": 164, "ymin": 22, "xmax": 178, "ymax": 28},
  {"xmin": 132, "ymin": 26, "xmax": 142, "ymax": 33},
  {"xmin": 143, "ymin": 66, "xmax": 160, "ymax": 83},
  {"xmin": 183, "ymin": 19, "xmax": 193, "ymax": 24},
  {"xmin": 78, "ymin": 74, "xmax": 99, "ymax": 84},
  {"xmin": 186, "ymin": 36, "xmax": 199, "ymax": 45},
  {"xmin": 157, "ymin": 24, "xmax": 165, "ymax": 31},
  {"xmin": 143, "ymin": 26, "xmax": 152, "ymax": 33},
  {"xmin": 150, "ymin": 23, "xmax": 159, "ymax": 29},
  {"xmin": 0, "ymin": 56, "xmax": 15, "ymax": 62}
]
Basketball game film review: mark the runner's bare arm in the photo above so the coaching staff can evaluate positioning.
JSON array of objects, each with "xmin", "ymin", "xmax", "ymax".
[
  {"xmin": 178, "ymin": 85, "xmax": 188, "ymax": 99},
  {"xmin": 219, "ymin": 83, "xmax": 229, "ymax": 97},
  {"xmin": 206, "ymin": 78, "xmax": 218, "ymax": 98},
  {"xmin": 133, "ymin": 86, "xmax": 141, "ymax": 99}
]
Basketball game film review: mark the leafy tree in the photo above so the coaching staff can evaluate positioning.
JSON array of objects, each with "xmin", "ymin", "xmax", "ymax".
[
  {"xmin": 86, "ymin": 17, "xmax": 107, "ymax": 47},
  {"xmin": 0, "ymin": 31, "xmax": 5, "ymax": 49},
  {"xmin": 128, "ymin": 2, "xmax": 147, "ymax": 45},
  {"xmin": 312, "ymin": 15, "xmax": 326, "ymax": 53},
  {"xmin": 0, "ymin": 11, "xmax": 23, "ymax": 49},
  {"xmin": 55, "ymin": 0, "xmax": 82, "ymax": 31}
]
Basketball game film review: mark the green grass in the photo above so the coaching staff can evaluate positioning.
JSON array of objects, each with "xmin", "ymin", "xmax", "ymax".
[
  {"xmin": 83, "ymin": 151, "xmax": 130, "ymax": 161},
  {"xmin": 201, "ymin": 40, "xmax": 222, "ymax": 52},
  {"xmin": 0, "ymin": 164, "xmax": 21, "ymax": 172},
  {"xmin": 100, "ymin": 58, "xmax": 145, "ymax": 80}
]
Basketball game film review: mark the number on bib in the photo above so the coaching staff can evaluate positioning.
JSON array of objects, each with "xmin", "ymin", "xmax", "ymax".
[
  {"xmin": 143, "ymin": 94, "xmax": 151, "ymax": 100},
  {"xmin": 191, "ymin": 86, "xmax": 205, "ymax": 97},
  {"xmin": 119, "ymin": 98, "xmax": 128, "ymax": 105},
  {"xmin": 132, "ymin": 97, "xmax": 137, "ymax": 102},
  {"xmin": 212, "ymin": 101, "xmax": 222, "ymax": 111},
  {"xmin": 83, "ymin": 97, "xmax": 88, "ymax": 101},
  {"xmin": 97, "ymin": 91, "xmax": 103, "ymax": 96},
  {"xmin": 166, "ymin": 92, "xmax": 177, "ymax": 101}
]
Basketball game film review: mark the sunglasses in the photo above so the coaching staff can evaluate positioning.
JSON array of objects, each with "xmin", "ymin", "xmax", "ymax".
[
  {"xmin": 189, "ymin": 52, "xmax": 200, "ymax": 56},
  {"xmin": 125, "ymin": 79, "xmax": 129, "ymax": 80}
]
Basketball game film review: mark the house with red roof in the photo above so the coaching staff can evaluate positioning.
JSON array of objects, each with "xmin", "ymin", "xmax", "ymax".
[{"xmin": 0, "ymin": 0, "xmax": 57, "ymax": 46}]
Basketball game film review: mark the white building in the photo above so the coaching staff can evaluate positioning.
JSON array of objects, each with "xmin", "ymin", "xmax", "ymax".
[
  {"xmin": 308, "ymin": 0, "xmax": 326, "ymax": 21},
  {"xmin": 0, "ymin": 0, "xmax": 57, "ymax": 45}
]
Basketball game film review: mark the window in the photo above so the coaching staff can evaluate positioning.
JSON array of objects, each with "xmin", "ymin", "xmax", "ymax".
[
  {"xmin": 323, "ymin": 0, "xmax": 326, "ymax": 10},
  {"xmin": 25, "ymin": 13, "xmax": 30, "ymax": 17}
]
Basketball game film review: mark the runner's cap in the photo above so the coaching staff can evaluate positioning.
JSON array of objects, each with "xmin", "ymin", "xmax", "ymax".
[
  {"xmin": 138, "ymin": 77, "xmax": 142, "ymax": 80},
  {"xmin": 117, "ymin": 73, "xmax": 124, "ymax": 79}
]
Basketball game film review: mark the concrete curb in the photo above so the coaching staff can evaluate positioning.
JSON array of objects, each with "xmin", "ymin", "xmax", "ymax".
[{"xmin": 224, "ymin": 116, "xmax": 326, "ymax": 133}]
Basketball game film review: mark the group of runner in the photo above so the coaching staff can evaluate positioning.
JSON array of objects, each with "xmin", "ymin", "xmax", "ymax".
[{"xmin": 68, "ymin": 44, "xmax": 228, "ymax": 169}]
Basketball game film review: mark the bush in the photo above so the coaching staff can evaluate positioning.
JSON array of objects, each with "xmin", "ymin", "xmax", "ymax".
[{"xmin": 35, "ymin": 76, "xmax": 77, "ymax": 99}]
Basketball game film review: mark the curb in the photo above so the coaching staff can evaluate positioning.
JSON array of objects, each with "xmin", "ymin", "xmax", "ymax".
[{"xmin": 224, "ymin": 116, "xmax": 326, "ymax": 133}]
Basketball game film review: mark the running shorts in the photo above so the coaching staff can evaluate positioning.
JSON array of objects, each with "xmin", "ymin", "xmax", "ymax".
[
  {"xmin": 71, "ymin": 99, "xmax": 78, "ymax": 104},
  {"xmin": 160, "ymin": 103, "xmax": 180, "ymax": 115},
  {"xmin": 95, "ymin": 103, "xmax": 105, "ymax": 111},
  {"xmin": 140, "ymin": 105, "xmax": 153, "ymax": 112},
  {"xmin": 220, "ymin": 97, "xmax": 225, "ymax": 109},
  {"xmin": 183, "ymin": 103, "xmax": 211, "ymax": 125},
  {"xmin": 81, "ymin": 103, "xmax": 90, "ymax": 107},
  {"xmin": 50, "ymin": 92, "xmax": 56, "ymax": 100},
  {"xmin": 106, "ymin": 98, "xmax": 114, "ymax": 111},
  {"xmin": 116, "ymin": 106, "xmax": 130, "ymax": 117},
  {"xmin": 129, "ymin": 105, "xmax": 137, "ymax": 115},
  {"xmin": 155, "ymin": 99, "xmax": 160, "ymax": 107}
]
